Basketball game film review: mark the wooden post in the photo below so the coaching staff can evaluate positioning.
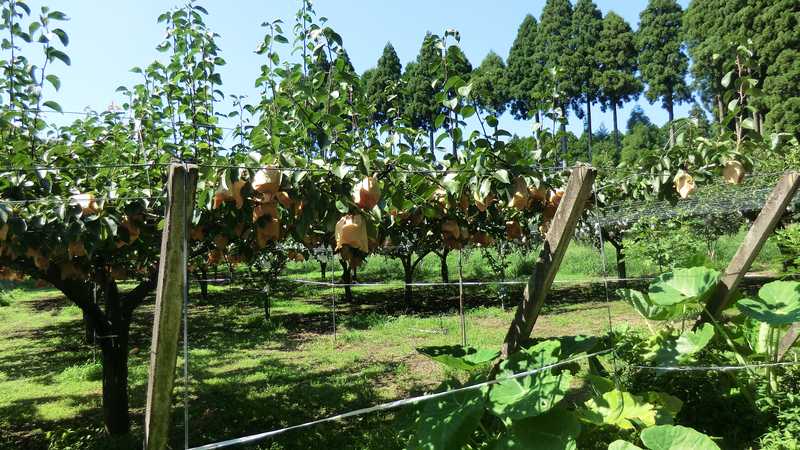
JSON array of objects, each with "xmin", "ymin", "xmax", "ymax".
[
  {"xmin": 145, "ymin": 163, "xmax": 198, "ymax": 450},
  {"xmin": 778, "ymin": 324, "xmax": 799, "ymax": 362},
  {"xmin": 703, "ymin": 171, "xmax": 800, "ymax": 320},
  {"xmin": 501, "ymin": 165, "xmax": 597, "ymax": 357}
]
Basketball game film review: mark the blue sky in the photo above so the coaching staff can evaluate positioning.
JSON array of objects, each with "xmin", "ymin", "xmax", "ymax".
[{"xmin": 23, "ymin": 0, "xmax": 692, "ymax": 140}]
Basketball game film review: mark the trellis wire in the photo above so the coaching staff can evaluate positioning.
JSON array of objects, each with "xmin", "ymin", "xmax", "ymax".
[
  {"xmin": 186, "ymin": 348, "xmax": 612, "ymax": 450},
  {"xmin": 627, "ymin": 360, "xmax": 800, "ymax": 372},
  {"xmin": 593, "ymin": 179, "xmax": 620, "ymax": 381}
]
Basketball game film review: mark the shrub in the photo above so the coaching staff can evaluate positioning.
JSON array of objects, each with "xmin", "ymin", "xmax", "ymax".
[{"xmin": 775, "ymin": 223, "xmax": 800, "ymax": 271}]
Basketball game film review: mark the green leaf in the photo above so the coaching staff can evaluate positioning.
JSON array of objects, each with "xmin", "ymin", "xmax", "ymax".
[
  {"xmin": 493, "ymin": 409, "xmax": 580, "ymax": 450},
  {"xmin": 640, "ymin": 425, "xmax": 720, "ymax": 450},
  {"xmin": 488, "ymin": 340, "xmax": 572, "ymax": 420},
  {"xmin": 335, "ymin": 200, "xmax": 349, "ymax": 214},
  {"xmin": 46, "ymin": 48, "xmax": 71, "ymax": 66},
  {"xmin": 407, "ymin": 388, "xmax": 485, "ymax": 450},
  {"xmin": 608, "ymin": 441, "xmax": 644, "ymax": 450},
  {"xmin": 645, "ymin": 324, "xmax": 715, "ymax": 366},
  {"xmin": 42, "ymin": 100, "xmax": 62, "ymax": 113},
  {"xmin": 493, "ymin": 169, "xmax": 510, "ymax": 184},
  {"xmin": 618, "ymin": 289, "xmax": 682, "ymax": 321},
  {"xmin": 737, "ymin": 281, "xmax": 800, "ymax": 325},
  {"xmin": 648, "ymin": 267, "xmax": 719, "ymax": 306},
  {"xmin": 581, "ymin": 390, "xmax": 658, "ymax": 430},
  {"xmin": 417, "ymin": 345, "xmax": 500, "ymax": 371},
  {"xmin": 720, "ymin": 70, "xmax": 733, "ymax": 88},
  {"xmin": 45, "ymin": 74, "xmax": 60, "ymax": 91}
]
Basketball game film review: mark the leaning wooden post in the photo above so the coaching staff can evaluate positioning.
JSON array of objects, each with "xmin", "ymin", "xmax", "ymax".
[
  {"xmin": 778, "ymin": 324, "xmax": 799, "ymax": 362},
  {"xmin": 145, "ymin": 162, "xmax": 199, "ymax": 450},
  {"xmin": 702, "ymin": 171, "xmax": 800, "ymax": 321},
  {"xmin": 501, "ymin": 165, "xmax": 596, "ymax": 358}
]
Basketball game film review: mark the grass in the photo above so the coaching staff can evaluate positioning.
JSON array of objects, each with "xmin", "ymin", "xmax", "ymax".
[{"xmin": 0, "ymin": 233, "xmax": 789, "ymax": 449}]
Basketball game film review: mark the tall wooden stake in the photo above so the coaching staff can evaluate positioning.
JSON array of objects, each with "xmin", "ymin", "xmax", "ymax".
[
  {"xmin": 501, "ymin": 165, "xmax": 596, "ymax": 357},
  {"xmin": 702, "ymin": 171, "xmax": 800, "ymax": 320},
  {"xmin": 145, "ymin": 163, "xmax": 198, "ymax": 450}
]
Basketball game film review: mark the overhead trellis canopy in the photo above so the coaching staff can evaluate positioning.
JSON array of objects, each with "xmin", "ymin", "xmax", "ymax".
[{"xmin": 592, "ymin": 171, "xmax": 800, "ymax": 229}]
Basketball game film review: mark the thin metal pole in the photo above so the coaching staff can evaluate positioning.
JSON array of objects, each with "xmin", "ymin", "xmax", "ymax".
[
  {"xmin": 182, "ymin": 164, "xmax": 190, "ymax": 450},
  {"xmin": 458, "ymin": 249, "xmax": 466, "ymax": 347},
  {"xmin": 331, "ymin": 286, "xmax": 337, "ymax": 344}
]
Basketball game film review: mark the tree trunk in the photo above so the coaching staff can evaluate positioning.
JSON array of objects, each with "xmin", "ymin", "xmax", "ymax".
[
  {"xmin": 320, "ymin": 261, "xmax": 327, "ymax": 281},
  {"xmin": 100, "ymin": 328, "xmax": 129, "ymax": 435},
  {"xmin": 716, "ymin": 94, "xmax": 725, "ymax": 124},
  {"xmin": 534, "ymin": 110, "xmax": 542, "ymax": 151},
  {"xmin": 439, "ymin": 249, "xmax": 450, "ymax": 283},
  {"xmin": 667, "ymin": 97, "xmax": 675, "ymax": 148},
  {"xmin": 612, "ymin": 102, "xmax": 620, "ymax": 163},
  {"xmin": 559, "ymin": 105, "xmax": 568, "ymax": 166},
  {"xmin": 402, "ymin": 255, "xmax": 413, "ymax": 305},
  {"xmin": 199, "ymin": 267, "xmax": 208, "ymax": 302},
  {"xmin": 586, "ymin": 96, "xmax": 593, "ymax": 162},
  {"xmin": 428, "ymin": 127, "xmax": 435, "ymax": 159},
  {"xmin": 99, "ymin": 282, "xmax": 130, "ymax": 435},
  {"xmin": 610, "ymin": 239, "xmax": 627, "ymax": 284},
  {"xmin": 340, "ymin": 259, "xmax": 352, "ymax": 302},
  {"xmin": 263, "ymin": 290, "xmax": 271, "ymax": 320}
]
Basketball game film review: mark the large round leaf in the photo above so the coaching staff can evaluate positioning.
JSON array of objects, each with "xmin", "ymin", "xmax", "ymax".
[
  {"xmin": 417, "ymin": 345, "xmax": 501, "ymax": 371},
  {"xmin": 645, "ymin": 323, "xmax": 715, "ymax": 366},
  {"xmin": 493, "ymin": 409, "xmax": 580, "ymax": 450},
  {"xmin": 640, "ymin": 425, "xmax": 720, "ymax": 450},
  {"xmin": 407, "ymin": 388, "xmax": 486, "ymax": 450},
  {"xmin": 580, "ymin": 390, "xmax": 658, "ymax": 430},
  {"xmin": 737, "ymin": 280, "xmax": 800, "ymax": 325},
  {"xmin": 648, "ymin": 267, "xmax": 719, "ymax": 306},
  {"xmin": 619, "ymin": 288, "xmax": 682, "ymax": 321},
  {"xmin": 608, "ymin": 441, "xmax": 644, "ymax": 450},
  {"xmin": 488, "ymin": 340, "xmax": 572, "ymax": 420}
]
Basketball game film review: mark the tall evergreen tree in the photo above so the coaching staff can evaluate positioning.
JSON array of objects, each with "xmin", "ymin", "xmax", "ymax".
[
  {"xmin": 365, "ymin": 42, "xmax": 402, "ymax": 126},
  {"xmin": 637, "ymin": 0, "xmax": 691, "ymax": 146},
  {"xmin": 444, "ymin": 45, "xmax": 472, "ymax": 82},
  {"xmin": 505, "ymin": 15, "xmax": 541, "ymax": 121},
  {"xmin": 626, "ymin": 105, "xmax": 652, "ymax": 131},
  {"xmin": 402, "ymin": 33, "xmax": 442, "ymax": 155},
  {"xmin": 597, "ymin": 11, "xmax": 642, "ymax": 160},
  {"xmin": 570, "ymin": 0, "xmax": 603, "ymax": 158},
  {"xmin": 532, "ymin": 0, "xmax": 575, "ymax": 158},
  {"xmin": 470, "ymin": 51, "xmax": 508, "ymax": 117},
  {"xmin": 751, "ymin": 0, "xmax": 800, "ymax": 136},
  {"xmin": 684, "ymin": 0, "xmax": 746, "ymax": 124}
]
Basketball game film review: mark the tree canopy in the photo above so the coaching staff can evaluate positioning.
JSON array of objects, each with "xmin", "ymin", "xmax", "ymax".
[{"xmin": 637, "ymin": 0, "xmax": 691, "ymax": 125}]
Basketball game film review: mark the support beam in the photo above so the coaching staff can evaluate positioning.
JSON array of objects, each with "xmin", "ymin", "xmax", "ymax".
[
  {"xmin": 703, "ymin": 171, "xmax": 800, "ymax": 320},
  {"xmin": 778, "ymin": 323, "xmax": 799, "ymax": 362},
  {"xmin": 145, "ymin": 163, "xmax": 199, "ymax": 450},
  {"xmin": 501, "ymin": 165, "xmax": 596, "ymax": 357}
]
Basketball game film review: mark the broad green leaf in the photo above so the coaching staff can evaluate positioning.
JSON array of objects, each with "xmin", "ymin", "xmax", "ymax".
[
  {"xmin": 493, "ymin": 409, "xmax": 580, "ymax": 450},
  {"xmin": 581, "ymin": 390, "xmax": 658, "ymax": 430},
  {"xmin": 646, "ymin": 324, "xmax": 714, "ymax": 366},
  {"xmin": 618, "ymin": 289, "xmax": 682, "ymax": 321},
  {"xmin": 493, "ymin": 169, "xmax": 510, "ymax": 184},
  {"xmin": 407, "ymin": 388, "xmax": 485, "ymax": 450},
  {"xmin": 640, "ymin": 425, "xmax": 720, "ymax": 450},
  {"xmin": 643, "ymin": 392, "xmax": 682, "ymax": 425},
  {"xmin": 737, "ymin": 281, "xmax": 800, "ymax": 325},
  {"xmin": 488, "ymin": 340, "xmax": 572, "ymax": 420},
  {"xmin": 417, "ymin": 345, "xmax": 500, "ymax": 371},
  {"xmin": 609, "ymin": 441, "xmax": 644, "ymax": 450},
  {"xmin": 648, "ymin": 267, "xmax": 719, "ymax": 306}
]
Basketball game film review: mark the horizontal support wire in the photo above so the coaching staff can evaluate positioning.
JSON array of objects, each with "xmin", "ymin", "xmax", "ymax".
[
  {"xmin": 627, "ymin": 360, "xmax": 800, "ymax": 372},
  {"xmin": 0, "ymin": 195, "xmax": 166, "ymax": 206},
  {"xmin": 187, "ymin": 349, "xmax": 611, "ymax": 450},
  {"xmin": 186, "ymin": 270, "xmax": 800, "ymax": 288}
]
